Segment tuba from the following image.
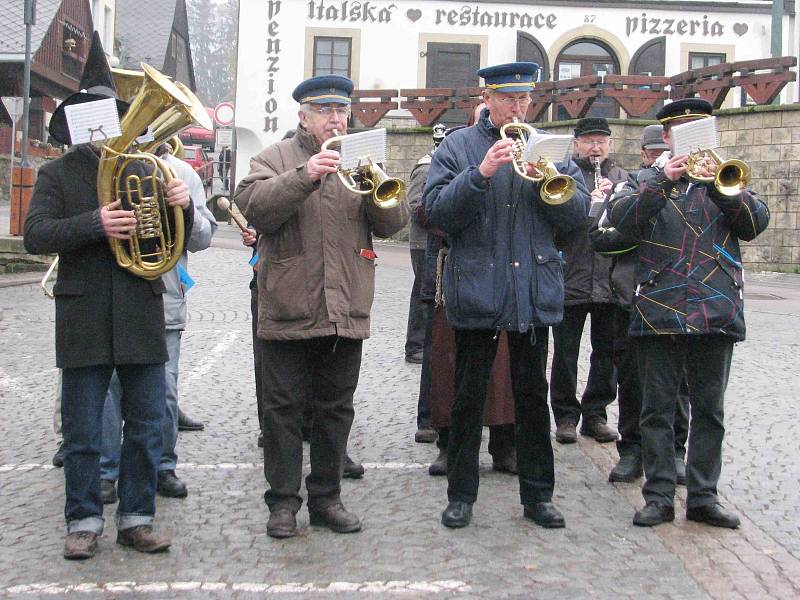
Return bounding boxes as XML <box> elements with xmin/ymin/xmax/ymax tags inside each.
<box><xmin>97</xmin><ymin>63</ymin><xmax>202</xmax><ymax>280</ymax></box>
<box><xmin>500</xmin><ymin>118</ymin><xmax>577</xmax><ymax>205</ymax></box>
<box><xmin>685</xmin><ymin>148</ymin><xmax>750</xmax><ymax>197</ymax></box>
<box><xmin>320</xmin><ymin>130</ymin><xmax>405</xmax><ymax>209</ymax></box>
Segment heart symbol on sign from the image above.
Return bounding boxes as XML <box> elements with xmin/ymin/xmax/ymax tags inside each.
<box><xmin>733</xmin><ymin>23</ymin><xmax>748</xmax><ymax>36</ymax></box>
<box><xmin>407</xmin><ymin>8</ymin><xmax>422</xmax><ymax>22</ymax></box>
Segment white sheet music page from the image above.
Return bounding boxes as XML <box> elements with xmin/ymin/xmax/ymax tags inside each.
<box><xmin>64</xmin><ymin>98</ymin><xmax>122</xmax><ymax>144</ymax></box>
<box><xmin>670</xmin><ymin>116</ymin><xmax>718</xmax><ymax>156</ymax></box>
<box><xmin>339</xmin><ymin>128</ymin><xmax>387</xmax><ymax>170</ymax></box>
<box><xmin>523</xmin><ymin>132</ymin><xmax>573</xmax><ymax>163</ymax></box>
<box><xmin>136</xmin><ymin>125</ymin><xmax>155</xmax><ymax>145</ymax></box>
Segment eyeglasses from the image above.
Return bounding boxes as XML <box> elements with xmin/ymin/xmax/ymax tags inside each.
<box><xmin>577</xmin><ymin>138</ymin><xmax>610</xmax><ymax>148</ymax></box>
<box><xmin>309</xmin><ymin>106</ymin><xmax>351</xmax><ymax>118</ymax></box>
<box><xmin>494</xmin><ymin>95</ymin><xmax>532</xmax><ymax>106</ymax></box>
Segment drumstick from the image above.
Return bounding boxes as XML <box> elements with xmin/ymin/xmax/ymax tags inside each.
<box><xmin>216</xmin><ymin>197</ymin><xmax>249</xmax><ymax>233</ymax></box>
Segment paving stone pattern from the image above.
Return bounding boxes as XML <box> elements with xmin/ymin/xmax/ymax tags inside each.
<box><xmin>0</xmin><ymin>232</ymin><xmax>798</xmax><ymax>599</ymax></box>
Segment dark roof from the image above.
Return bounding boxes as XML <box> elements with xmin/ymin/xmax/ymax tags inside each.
<box><xmin>0</xmin><ymin>0</ymin><xmax>63</xmax><ymax>57</ymax></box>
<box><xmin>115</xmin><ymin>0</ymin><xmax>177</xmax><ymax>70</ymax></box>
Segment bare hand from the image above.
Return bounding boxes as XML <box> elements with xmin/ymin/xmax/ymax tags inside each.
<box><xmin>100</xmin><ymin>199</ymin><xmax>137</xmax><ymax>240</ymax></box>
<box><xmin>241</xmin><ymin>228</ymin><xmax>257</xmax><ymax>247</ymax></box>
<box><xmin>596</xmin><ymin>177</ymin><xmax>613</xmax><ymax>194</ymax></box>
<box><xmin>591</xmin><ymin>188</ymin><xmax>606</xmax><ymax>202</ymax></box>
<box><xmin>165</xmin><ymin>179</ymin><xmax>191</xmax><ymax>209</ymax></box>
<box><xmin>307</xmin><ymin>150</ymin><xmax>341</xmax><ymax>182</ymax></box>
<box><xmin>664</xmin><ymin>154</ymin><xmax>688</xmax><ymax>182</ymax></box>
<box><xmin>479</xmin><ymin>139</ymin><xmax>516</xmax><ymax>178</ymax></box>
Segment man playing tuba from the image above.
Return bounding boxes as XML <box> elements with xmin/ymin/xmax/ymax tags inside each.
<box><xmin>24</xmin><ymin>32</ymin><xmax>194</xmax><ymax>560</ymax></box>
<box><xmin>234</xmin><ymin>75</ymin><xmax>408</xmax><ymax>539</ymax></box>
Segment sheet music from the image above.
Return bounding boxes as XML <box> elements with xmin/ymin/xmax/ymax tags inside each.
<box><xmin>339</xmin><ymin>129</ymin><xmax>387</xmax><ymax>170</ymax></box>
<box><xmin>670</xmin><ymin>116</ymin><xmax>718</xmax><ymax>156</ymax></box>
<box><xmin>136</xmin><ymin>125</ymin><xmax>155</xmax><ymax>145</ymax></box>
<box><xmin>64</xmin><ymin>98</ymin><xmax>122</xmax><ymax>144</ymax></box>
<box><xmin>523</xmin><ymin>132</ymin><xmax>573</xmax><ymax>163</ymax></box>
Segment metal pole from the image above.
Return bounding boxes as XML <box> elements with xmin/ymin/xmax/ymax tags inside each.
<box><xmin>21</xmin><ymin>0</ymin><xmax>35</xmax><ymax>168</ymax></box>
<box><xmin>771</xmin><ymin>0</ymin><xmax>783</xmax><ymax>57</ymax></box>
<box><xmin>8</xmin><ymin>115</ymin><xmax>17</xmax><ymax>201</ymax></box>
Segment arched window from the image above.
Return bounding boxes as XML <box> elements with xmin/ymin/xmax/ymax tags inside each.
<box><xmin>629</xmin><ymin>37</ymin><xmax>666</xmax><ymax>119</ymax></box>
<box><xmin>555</xmin><ymin>38</ymin><xmax>620</xmax><ymax>119</ymax></box>
<box><xmin>517</xmin><ymin>32</ymin><xmax>549</xmax><ymax>83</ymax></box>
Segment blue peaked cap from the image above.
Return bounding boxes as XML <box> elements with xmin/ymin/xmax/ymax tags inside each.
<box><xmin>477</xmin><ymin>62</ymin><xmax>540</xmax><ymax>92</ymax></box>
<box><xmin>292</xmin><ymin>75</ymin><xmax>353</xmax><ymax>105</ymax></box>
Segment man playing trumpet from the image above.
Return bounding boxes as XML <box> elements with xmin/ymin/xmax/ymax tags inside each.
<box><xmin>424</xmin><ymin>62</ymin><xmax>589</xmax><ymax>529</ymax></box>
<box><xmin>234</xmin><ymin>75</ymin><xmax>408</xmax><ymax>538</ymax></box>
<box><xmin>609</xmin><ymin>98</ymin><xmax>770</xmax><ymax>528</ymax></box>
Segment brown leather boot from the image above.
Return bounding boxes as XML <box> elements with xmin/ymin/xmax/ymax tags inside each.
<box><xmin>63</xmin><ymin>532</ymin><xmax>98</xmax><ymax>560</ymax></box>
<box><xmin>116</xmin><ymin>525</ymin><xmax>171</xmax><ymax>553</ymax></box>
<box><xmin>309</xmin><ymin>502</ymin><xmax>362</xmax><ymax>533</ymax></box>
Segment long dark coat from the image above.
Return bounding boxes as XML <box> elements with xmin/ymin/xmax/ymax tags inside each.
<box><xmin>24</xmin><ymin>145</ymin><xmax>193</xmax><ymax>368</ymax></box>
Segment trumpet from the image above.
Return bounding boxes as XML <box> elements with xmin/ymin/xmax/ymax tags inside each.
<box><xmin>499</xmin><ymin>117</ymin><xmax>577</xmax><ymax>205</ymax></box>
<box><xmin>320</xmin><ymin>130</ymin><xmax>405</xmax><ymax>209</ymax></box>
<box><xmin>685</xmin><ymin>148</ymin><xmax>750</xmax><ymax>197</ymax></box>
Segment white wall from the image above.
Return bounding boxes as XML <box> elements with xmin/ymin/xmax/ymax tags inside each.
<box><xmin>235</xmin><ymin>0</ymin><xmax>790</xmax><ymax>183</ymax></box>
<box><xmin>90</xmin><ymin>0</ymin><xmax>117</xmax><ymax>61</ymax></box>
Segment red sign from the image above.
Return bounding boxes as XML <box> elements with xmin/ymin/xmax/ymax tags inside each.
<box><xmin>213</xmin><ymin>102</ymin><xmax>235</xmax><ymax>127</ymax></box>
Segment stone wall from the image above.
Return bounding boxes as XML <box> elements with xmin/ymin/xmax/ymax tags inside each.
<box><xmin>383</xmin><ymin>104</ymin><xmax>800</xmax><ymax>272</ymax></box>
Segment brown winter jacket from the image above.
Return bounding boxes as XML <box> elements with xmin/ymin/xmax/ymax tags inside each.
<box><xmin>234</xmin><ymin>125</ymin><xmax>409</xmax><ymax>341</ymax></box>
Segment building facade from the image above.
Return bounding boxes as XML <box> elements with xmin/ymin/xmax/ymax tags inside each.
<box><xmin>235</xmin><ymin>0</ymin><xmax>797</xmax><ymax>173</ymax></box>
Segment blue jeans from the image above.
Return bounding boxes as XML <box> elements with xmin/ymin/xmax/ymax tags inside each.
<box><xmin>61</xmin><ymin>363</ymin><xmax>165</xmax><ymax>534</ymax></box>
<box><xmin>102</xmin><ymin>330</ymin><xmax>180</xmax><ymax>480</ymax></box>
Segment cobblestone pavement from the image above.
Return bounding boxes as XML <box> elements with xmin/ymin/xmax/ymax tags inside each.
<box><xmin>0</xmin><ymin>223</ymin><xmax>799</xmax><ymax>599</ymax></box>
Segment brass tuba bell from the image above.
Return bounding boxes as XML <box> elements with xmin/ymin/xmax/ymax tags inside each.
<box><xmin>686</xmin><ymin>148</ymin><xmax>750</xmax><ymax>197</ymax></box>
<box><xmin>97</xmin><ymin>63</ymin><xmax>199</xmax><ymax>280</ymax></box>
<box><xmin>500</xmin><ymin>118</ymin><xmax>577</xmax><ymax>205</ymax></box>
<box><xmin>321</xmin><ymin>130</ymin><xmax>406</xmax><ymax>209</ymax></box>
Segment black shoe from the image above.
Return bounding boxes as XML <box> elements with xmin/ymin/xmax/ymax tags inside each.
<box><xmin>675</xmin><ymin>457</ymin><xmax>687</xmax><ymax>486</ymax></box>
<box><xmin>555</xmin><ymin>420</ymin><xmax>577</xmax><ymax>444</ymax></box>
<box><xmin>428</xmin><ymin>449</ymin><xmax>447</xmax><ymax>476</ymax></box>
<box><xmin>267</xmin><ymin>508</ymin><xmax>298</xmax><ymax>538</ymax></box>
<box><xmin>404</xmin><ymin>351</ymin><xmax>423</xmax><ymax>364</ymax></box>
<box><xmin>414</xmin><ymin>426</ymin><xmax>437</xmax><ymax>444</ymax></box>
<box><xmin>492</xmin><ymin>450</ymin><xmax>517</xmax><ymax>475</ymax></box>
<box><xmin>343</xmin><ymin>454</ymin><xmax>365</xmax><ymax>479</ymax></box>
<box><xmin>52</xmin><ymin>441</ymin><xmax>65</xmax><ymax>468</ymax></box>
<box><xmin>579</xmin><ymin>418</ymin><xmax>618</xmax><ymax>443</ymax></box>
<box><xmin>157</xmin><ymin>470</ymin><xmax>188</xmax><ymax>498</ymax></box>
<box><xmin>257</xmin><ymin>431</ymin><xmax>264</xmax><ymax>448</ymax></box>
<box><xmin>523</xmin><ymin>502</ymin><xmax>565</xmax><ymax>528</ymax></box>
<box><xmin>309</xmin><ymin>502</ymin><xmax>362</xmax><ymax>533</ymax></box>
<box><xmin>633</xmin><ymin>502</ymin><xmax>675</xmax><ymax>527</ymax></box>
<box><xmin>101</xmin><ymin>479</ymin><xmax>118</xmax><ymax>504</ymax></box>
<box><xmin>609</xmin><ymin>454</ymin><xmax>643</xmax><ymax>482</ymax></box>
<box><xmin>177</xmin><ymin>408</ymin><xmax>204</xmax><ymax>431</ymax></box>
<box><xmin>441</xmin><ymin>501</ymin><xmax>472</xmax><ymax>528</ymax></box>
<box><xmin>686</xmin><ymin>503</ymin><xmax>740</xmax><ymax>529</ymax></box>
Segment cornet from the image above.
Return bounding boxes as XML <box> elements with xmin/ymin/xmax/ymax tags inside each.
<box><xmin>685</xmin><ymin>148</ymin><xmax>750</xmax><ymax>197</ymax></box>
<box><xmin>500</xmin><ymin>118</ymin><xmax>577</xmax><ymax>205</ymax></box>
<box><xmin>320</xmin><ymin>130</ymin><xmax>405</xmax><ymax>209</ymax></box>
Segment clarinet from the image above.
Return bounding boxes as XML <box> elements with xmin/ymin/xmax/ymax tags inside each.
<box><xmin>593</xmin><ymin>157</ymin><xmax>603</xmax><ymax>192</ymax></box>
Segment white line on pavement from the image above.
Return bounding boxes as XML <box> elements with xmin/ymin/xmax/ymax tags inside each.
<box><xmin>183</xmin><ymin>329</ymin><xmax>239</xmax><ymax>384</ymax></box>
<box><xmin>2</xmin><ymin>580</ymin><xmax>470</xmax><ymax>595</ymax></box>
<box><xmin>0</xmin><ymin>462</ymin><xmax>429</xmax><ymax>472</ymax></box>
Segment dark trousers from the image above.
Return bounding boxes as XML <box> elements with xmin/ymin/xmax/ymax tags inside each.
<box><xmin>261</xmin><ymin>336</ymin><xmax>362</xmax><ymax>512</ymax></box>
<box><xmin>634</xmin><ymin>335</ymin><xmax>733</xmax><ymax>509</ymax></box>
<box><xmin>251</xmin><ymin>286</ymin><xmax>265</xmax><ymax>432</ymax></box>
<box><xmin>550</xmin><ymin>303</ymin><xmax>618</xmax><ymax>425</ymax></box>
<box><xmin>437</xmin><ymin>424</ymin><xmax>515</xmax><ymax>457</ymax></box>
<box><xmin>416</xmin><ymin>301</ymin><xmax>435</xmax><ymax>428</ymax></box>
<box><xmin>615</xmin><ymin>310</ymin><xmax>689</xmax><ymax>458</ymax></box>
<box><xmin>404</xmin><ymin>248</ymin><xmax>426</xmax><ymax>356</ymax></box>
<box><xmin>447</xmin><ymin>328</ymin><xmax>553</xmax><ymax>505</ymax></box>
<box><xmin>61</xmin><ymin>363</ymin><xmax>164</xmax><ymax>532</ymax></box>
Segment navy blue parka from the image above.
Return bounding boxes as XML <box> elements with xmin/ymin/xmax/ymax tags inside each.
<box><xmin>423</xmin><ymin>110</ymin><xmax>590</xmax><ymax>332</ymax></box>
